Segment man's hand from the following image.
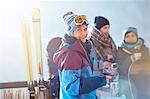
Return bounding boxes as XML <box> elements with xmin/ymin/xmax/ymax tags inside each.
<box><xmin>103</xmin><ymin>61</ymin><xmax>112</xmax><ymax>68</ymax></box>
<box><xmin>103</xmin><ymin>61</ymin><xmax>112</xmax><ymax>79</ymax></box>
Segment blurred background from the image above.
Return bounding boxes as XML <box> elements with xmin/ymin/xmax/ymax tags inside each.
<box><xmin>0</xmin><ymin>0</ymin><xmax>150</xmax><ymax>82</ymax></box>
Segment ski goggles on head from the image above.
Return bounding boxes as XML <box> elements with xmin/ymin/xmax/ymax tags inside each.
<box><xmin>74</xmin><ymin>15</ymin><xmax>88</xmax><ymax>25</ymax></box>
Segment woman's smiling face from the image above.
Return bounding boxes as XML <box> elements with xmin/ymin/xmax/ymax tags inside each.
<box><xmin>124</xmin><ymin>32</ymin><xmax>138</xmax><ymax>43</ymax></box>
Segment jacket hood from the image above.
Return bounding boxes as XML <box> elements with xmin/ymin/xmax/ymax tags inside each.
<box><xmin>53</xmin><ymin>34</ymin><xmax>89</xmax><ymax>66</ymax></box>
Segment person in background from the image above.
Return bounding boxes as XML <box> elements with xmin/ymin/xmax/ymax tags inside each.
<box><xmin>116</xmin><ymin>27</ymin><xmax>150</xmax><ymax>98</ymax></box>
<box><xmin>53</xmin><ymin>12</ymin><xmax>106</xmax><ymax>99</ymax></box>
<box><xmin>116</xmin><ymin>27</ymin><xmax>150</xmax><ymax>79</ymax></box>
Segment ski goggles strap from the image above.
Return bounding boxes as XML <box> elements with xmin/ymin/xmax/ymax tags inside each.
<box><xmin>74</xmin><ymin>15</ymin><xmax>88</xmax><ymax>25</ymax></box>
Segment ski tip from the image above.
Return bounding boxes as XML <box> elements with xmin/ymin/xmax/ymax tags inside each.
<box><xmin>22</xmin><ymin>17</ymin><xmax>30</xmax><ymax>34</ymax></box>
<box><xmin>23</xmin><ymin>17</ymin><xmax>29</xmax><ymax>24</ymax></box>
<box><xmin>32</xmin><ymin>8</ymin><xmax>40</xmax><ymax>20</ymax></box>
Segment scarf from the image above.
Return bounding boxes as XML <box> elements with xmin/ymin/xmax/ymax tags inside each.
<box><xmin>121</xmin><ymin>37</ymin><xmax>144</xmax><ymax>54</ymax></box>
<box><xmin>90</xmin><ymin>26</ymin><xmax>117</xmax><ymax>62</ymax></box>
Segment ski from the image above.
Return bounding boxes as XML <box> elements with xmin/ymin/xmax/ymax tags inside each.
<box><xmin>32</xmin><ymin>8</ymin><xmax>43</xmax><ymax>81</ymax></box>
<box><xmin>22</xmin><ymin>18</ymin><xmax>36</xmax><ymax>99</ymax></box>
<box><xmin>32</xmin><ymin>8</ymin><xmax>49</xmax><ymax>99</ymax></box>
<box><xmin>22</xmin><ymin>18</ymin><xmax>34</xmax><ymax>82</ymax></box>
<box><xmin>0</xmin><ymin>8</ymin><xmax>50</xmax><ymax>99</ymax></box>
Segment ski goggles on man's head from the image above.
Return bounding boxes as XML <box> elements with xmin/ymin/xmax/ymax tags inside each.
<box><xmin>74</xmin><ymin>15</ymin><xmax>88</xmax><ymax>25</ymax></box>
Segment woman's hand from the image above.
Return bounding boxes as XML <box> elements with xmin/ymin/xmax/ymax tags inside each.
<box><xmin>131</xmin><ymin>52</ymin><xmax>142</xmax><ymax>62</ymax></box>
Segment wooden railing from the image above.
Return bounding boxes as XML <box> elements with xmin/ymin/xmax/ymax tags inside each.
<box><xmin>0</xmin><ymin>80</ymin><xmax>51</xmax><ymax>99</ymax></box>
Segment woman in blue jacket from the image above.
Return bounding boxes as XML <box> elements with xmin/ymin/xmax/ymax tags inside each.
<box><xmin>53</xmin><ymin>12</ymin><xmax>106</xmax><ymax>99</ymax></box>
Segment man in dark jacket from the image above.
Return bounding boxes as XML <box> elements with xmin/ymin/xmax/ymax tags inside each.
<box><xmin>88</xmin><ymin>16</ymin><xmax>117</xmax><ymax>83</ymax></box>
<box><xmin>88</xmin><ymin>16</ymin><xmax>118</xmax><ymax>98</ymax></box>
<box><xmin>53</xmin><ymin>12</ymin><xmax>106</xmax><ymax>99</ymax></box>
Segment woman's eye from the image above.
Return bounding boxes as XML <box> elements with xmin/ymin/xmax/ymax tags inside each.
<box><xmin>131</xmin><ymin>35</ymin><xmax>135</xmax><ymax>37</ymax></box>
<box><xmin>126</xmin><ymin>35</ymin><xmax>130</xmax><ymax>38</ymax></box>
